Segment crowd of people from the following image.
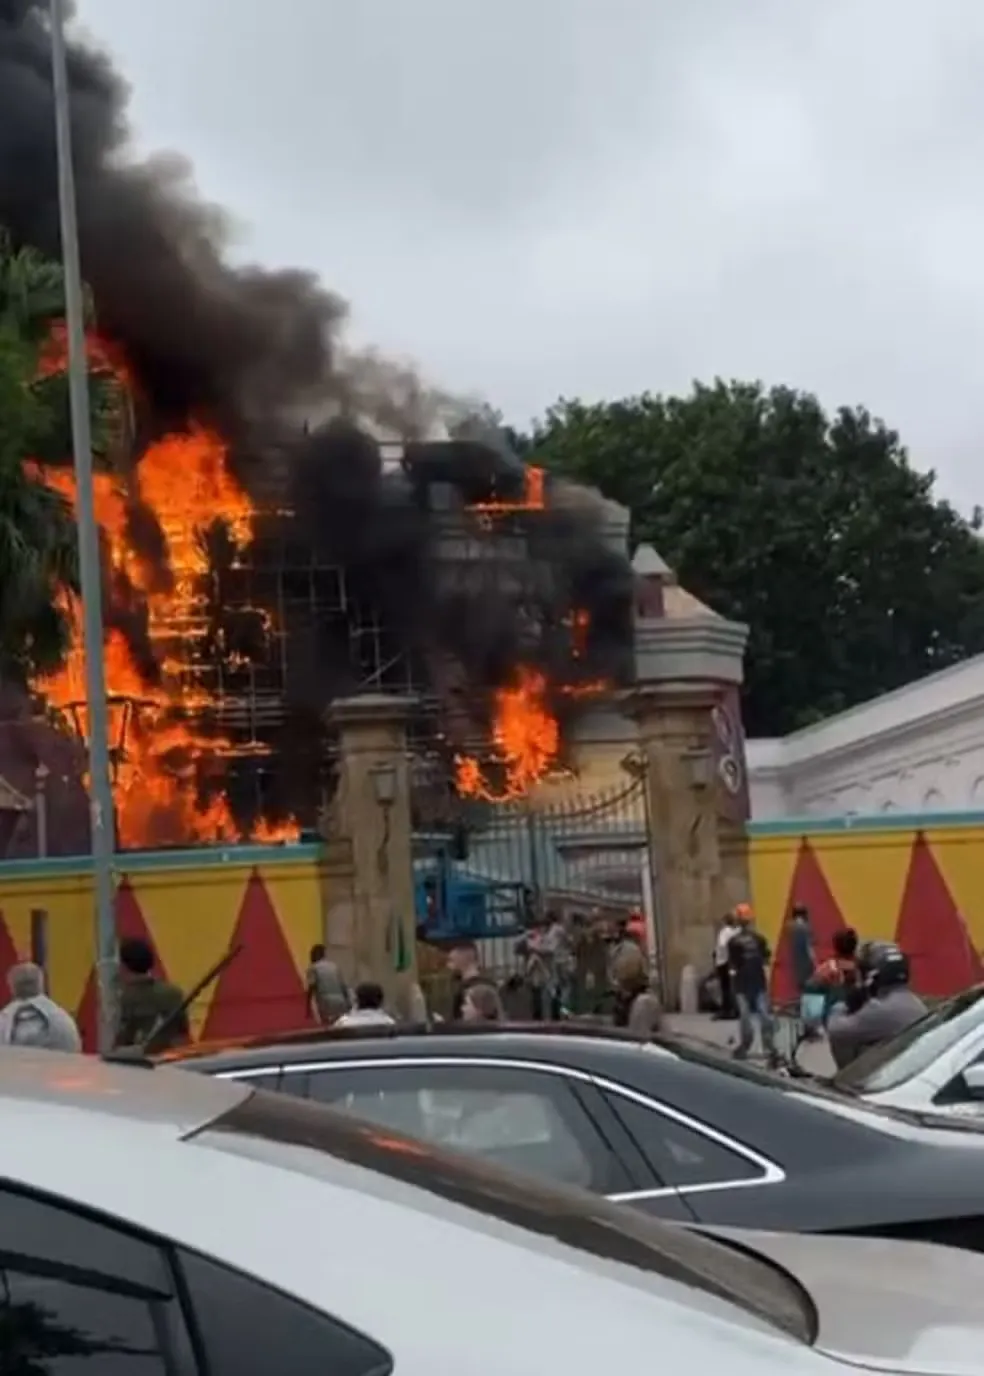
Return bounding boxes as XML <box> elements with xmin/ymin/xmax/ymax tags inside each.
<box><xmin>0</xmin><ymin>903</ymin><xmax>932</xmax><ymax>1069</ymax></box>
<box><xmin>0</xmin><ymin>910</ymin><xmax>662</xmax><ymax>1057</ymax></box>
<box><xmin>306</xmin><ymin>908</ymin><xmax>663</xmax><ymax>1034</ymax></box>
<box><xmin>506</xmin><ymin>909</ymin><xmax>662</xmax><ymax>1033</ymax></box>
<box><xmin>710</xmin><ymin>903</ymin><xmax>930</xmax><ymax>1068</ymax></box>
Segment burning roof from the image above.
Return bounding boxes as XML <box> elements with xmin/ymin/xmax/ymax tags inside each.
<box><xmin>0</xmin><ymin>1</ymin><xmax>634</xmax><ymax>850</ymax></box>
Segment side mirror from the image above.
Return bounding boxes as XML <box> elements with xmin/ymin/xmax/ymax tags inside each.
<box><xmin>962</xmin><ymin>1064</ymin><xmax>984</xmax><ymax>1098</ymax></box>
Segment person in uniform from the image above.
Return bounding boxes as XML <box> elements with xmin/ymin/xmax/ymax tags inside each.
<box><xmin>115</xmin><ymin>938</ymin><xmax>189</xmax><ymax>1053</ymax></box>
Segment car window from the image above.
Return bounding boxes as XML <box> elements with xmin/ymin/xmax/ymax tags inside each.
<box><xmin>304</xmin><ymin>1063</ymin><xmax>623</xmax><ymax>1192</ymax></box>
<box><xmin>932</xmin><ymin>1042</ymin><xmax>984</xmax><ymax>1108</ymax></box>
<box><xmin>833</xmin><ymin>988</ymin><xmax>984</xmax><ymax>1095</ymax></box>
<box><xmin>178</xmin><ymin>1248</ymin><xmax>392</xmax><ymax>1376</ymax></box>
<box><xmin>0</xmin><ymin>1182</ymin><xmax>393</xmax><ymax>1376</ymax></box>
<box><xmin>604</xmin><ymin>1092</ymin><xmax>763</xmax><ymax>1188</ymax></box>
<box><xmin>0</xmin><ymin>1265</ymin><xmax>169</xmax><ymax>1372</ymax></box>
<box><xmin>0</xmin><ymin>1187</ymin><xmax>188</xmax><ymax>1373</ymax></box>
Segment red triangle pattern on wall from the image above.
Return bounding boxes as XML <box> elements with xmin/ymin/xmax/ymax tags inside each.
<box><xmin>0</xmin><ymin>913</ymin><xmax>23</xmax><ymax>998</ymax></box>
<box><xmin>895</xmin><ymin>834</ymin><xmax>984</xmax><ymax>998</ymax></box>
<box><xmin>769</xmin><ymin>841</ymin><xmax>848</xmax><ymax>1003</ymax></box>
<box><xmin>20</xmin><ymin>827</ymin><xmax>984</xmax><ymax>1052</ymax></box>
<box><xmin>76</xmin><ymin>876</ymin><xmax>167</xmax><ymax>1052</ymax></box>
<box><xmin>201</xmin><ymin>869</ymin><xmax>305</xmax><ymax>1042</ymax></box>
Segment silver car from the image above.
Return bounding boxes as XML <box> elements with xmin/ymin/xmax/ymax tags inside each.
<box><xmin>2</xmin><ymin>1046</ymin><xmax>984</xmax><ymax>1374</ymax></box>
<box><xmin>832</xmin><ymin>986</ymin><xmax>984</xmax><ymax>1116</ymax></box>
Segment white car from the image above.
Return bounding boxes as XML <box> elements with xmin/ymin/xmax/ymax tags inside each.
<box><xmin>1</xmin><ymin>1048</ymin><xmax>984</xmax><ymax>1376</ymax></box>
<box><xmin>831</xmin><ymin>986</ymin><xmax>984</xmax><ymax>1117</ymax></box>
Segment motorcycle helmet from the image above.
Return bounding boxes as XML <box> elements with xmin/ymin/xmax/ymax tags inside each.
<box><xmin>857</xmin><ymin>939</ymin><xmax>896</xmax><ymax>977</ymax></box>
<box><xmin>867</xmin><ymin>941</ymin><xmax>910</xmax><ymax>992</ymax></box>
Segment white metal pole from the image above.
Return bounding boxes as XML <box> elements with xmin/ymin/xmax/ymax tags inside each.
<box><xmin>49</xmin><ymin>0</ymin><xmax>118</xmax><ymax>1052</ymax></box>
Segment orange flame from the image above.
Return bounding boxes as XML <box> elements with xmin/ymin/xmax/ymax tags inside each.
<box><xmin>30</xmin><ymin>327</ymin><xmax>299</xmax><ymax>847</ymax></box>
<box><xmin>467</xmin><ymin>465</ymin><xmax>545</xmax><ymax>515</ymax></box>
<box><xmin>36</xmin><ymin>321</ymin><xmax>131</xmax><ymax>385</ymax></box>
<box><xmin>455</xmin><ymin>667</ymin><xmax>560</xmax><ymax>802</ymax></box>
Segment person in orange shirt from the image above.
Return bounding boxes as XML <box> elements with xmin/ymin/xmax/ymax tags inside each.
<box><xmin>812</xmin><ymin>928</ymin><xmax>862</xmax><ymax>1017</ymax></box>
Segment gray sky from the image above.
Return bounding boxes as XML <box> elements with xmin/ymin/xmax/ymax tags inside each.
<box><xmin>77</xmin><ymin>0</ymin><xmax>984</xmax><ymax>511</ymax></box>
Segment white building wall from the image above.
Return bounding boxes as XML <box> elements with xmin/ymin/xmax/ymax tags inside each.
<box><xmin>746</xmin><ymin>653</ymin><xmax>984</xmax><ymax>820</ymax></box>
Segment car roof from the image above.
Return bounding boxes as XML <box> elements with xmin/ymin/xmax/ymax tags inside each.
<box><xmin>169</xmin><ymin>1020</ymin><xmax>984</xmax><ymax>1152</ymax></box>
<box><xmin>161</xmin><ymin>1022</ymin><xmax>821</xmax><ymax>1104</ymax></box>
<box><xmin>0</xmin><ymin>1051</ymin><xmax>821</xmax><ymax>1373</ymax></box>
<box><xmin>158</xmin><ymin>1021</ymin><xmax>687</xmax><ymax>1074</ymax></box>
<box><xmin>0</xmin><ymin>1044</ymin><xmax>248</xmax><ymax>1133</ymax></box>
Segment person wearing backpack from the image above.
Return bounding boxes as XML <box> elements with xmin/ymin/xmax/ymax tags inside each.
<box><xmin>0</xmin><ymin>962</ymin><xmax>81</xmax><ymax>1052</ymax></box>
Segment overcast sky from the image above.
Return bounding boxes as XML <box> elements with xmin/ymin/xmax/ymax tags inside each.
<box><xmin>77</xmin><ymin>0</ymin><xmax>984</xmax><ymax>511</ymax></box>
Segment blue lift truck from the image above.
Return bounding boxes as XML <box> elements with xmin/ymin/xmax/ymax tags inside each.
<box><xmin>414</xmin><ymin>835</ymin><xmax>530</xmax><ymax>944</ymax></box>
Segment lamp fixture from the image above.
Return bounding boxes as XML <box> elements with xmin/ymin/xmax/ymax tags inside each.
<box><xmin>370</xmin><ymin>761</ymin><xmax>398</xmax><ymax>808</ymax></box>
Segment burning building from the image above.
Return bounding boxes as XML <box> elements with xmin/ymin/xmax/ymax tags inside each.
<box><xmin>27</xmin><ymin>417</ymin><xmax>634</xmax><ymax>848</ymax></box>
<box><xmin>0</xmin><ymin>2</ymin><xmax>634</xmax><ymax>853</ymax></box>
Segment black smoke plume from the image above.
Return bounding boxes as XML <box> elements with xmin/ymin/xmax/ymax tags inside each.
<box><xmin>0</xmin><ymin>0</ymin><xmax>633</xmax><ymax>838</ymax></box>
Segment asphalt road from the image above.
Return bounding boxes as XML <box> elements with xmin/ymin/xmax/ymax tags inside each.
<box><xmin>664</xmin><ymin>1011</ymin><xmax>837</xmax><ymax>1076</ymax></box>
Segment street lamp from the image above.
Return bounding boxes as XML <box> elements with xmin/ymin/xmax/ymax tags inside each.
<box><xmin>49</xmin><ymin>0</ymin><xmax>118</xmax><ymax>1053</ymax></box>
<box><xmin>34</xmin><ymin>763</ymin><xmax>49</xmax><ymax>860</ymax></box>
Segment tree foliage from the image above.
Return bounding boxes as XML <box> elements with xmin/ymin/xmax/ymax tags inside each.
<box><xmin>0</xmin><ymin>231</ymin><xmax>116</xmax><ymax>687</ymax></box>
<box><xmin>526</xmin><ymin>381</ymin><xmax>984</xmax><ymax>737</ymax></box>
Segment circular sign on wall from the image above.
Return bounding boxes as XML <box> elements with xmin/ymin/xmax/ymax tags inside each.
<box><xmin>712</xmin><ymin>703</ymin><xmax>744</xmax><ymax>797</ymax></box>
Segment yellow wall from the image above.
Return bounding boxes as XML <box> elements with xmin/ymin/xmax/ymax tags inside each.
<box><xmin>749</xmin><ymin>818</ymin><xmax>984</xmax><ymax>995</ymax></box>
<box><xmin>0</xmin><ymin>847</ymin><xmax>324</xmax><ymax>1039</ymax></box>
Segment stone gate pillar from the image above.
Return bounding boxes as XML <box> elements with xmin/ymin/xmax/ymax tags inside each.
<box><xmin>326</xmin><ymin>694</ymin><xmax>418</xmax><ymax>1015</ymax></box>
<box><xmin>623</xmin><ymin>611</ymin><xmax>749</xmax><ymax>1006</ymax></box>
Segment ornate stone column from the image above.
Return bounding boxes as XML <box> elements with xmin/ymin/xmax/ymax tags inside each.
<box><xmin>623</xmin><ymin>612</ymin><xmax>749</xmax><ymax>1005</ymax></box>
<box><xmin>325</xmin><ymin>694</ymin><xmax>418</xmax><ymax>1014</ymax></box>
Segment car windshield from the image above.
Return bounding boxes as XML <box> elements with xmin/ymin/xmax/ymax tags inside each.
<box><xmin>833</xmin><ymin>986</ymin><xmax>984</xmax><ymax>1095</ymax></box>
<box><xmin>197</xmin><ymin>1089</ymin><xmax>816</xmax><ymax>1344</ymax></box>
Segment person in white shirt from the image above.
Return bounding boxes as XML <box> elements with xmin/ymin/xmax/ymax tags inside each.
<box><xmin>0</xmin><ymin>962</ymin><xmax>82</xmax><ymax>1052</ymax></box>
<box><xmin>334</xmin><ymin>981</ymin><xmax>396</xmax><ymax>1029</ymax></box>
<box><xmin>713</xmin><ymin>913</ymin><xmax>741</xmax><ymax>1020</ymax></box>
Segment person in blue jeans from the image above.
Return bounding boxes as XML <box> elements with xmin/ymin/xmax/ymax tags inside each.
<box><xmin>789</xmin><ymin>904</ymin><xmax>824</xmax><ymax>1040</ymax></box>
<box><xmin>727</xmin><ymin>905</ymin><xmax>777</xmax><ymax>1065</ymax></box>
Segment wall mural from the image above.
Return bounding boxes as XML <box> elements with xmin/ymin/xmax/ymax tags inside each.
<box><xmin>750</xmin><ymin>822</ymin><xmax>984</xmax><ymax>1000</ymax></box>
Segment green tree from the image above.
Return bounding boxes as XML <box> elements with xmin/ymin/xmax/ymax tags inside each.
<box><xmin>528</xmin><ymin>380</ymin><xmax>984</xmax><ymax>737</ymax></box>
<box><xmin>0</xmin><ymin>231</ymin><xmax>116</xmax><ymax>686</ymax></box>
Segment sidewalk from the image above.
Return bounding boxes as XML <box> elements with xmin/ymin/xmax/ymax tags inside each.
<box><xmin>664</xmin><ymin>1011</ymin><xmax>836</xmax><ymax>1077</ymax></box>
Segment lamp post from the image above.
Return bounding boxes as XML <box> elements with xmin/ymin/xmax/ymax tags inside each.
<box><xmin>34</xmin><ymin>763</ymin><xmax>49</xmax><ymax>860</ymax></box>
<box><xmin>50</xmin><ymin>0</ymin><xmax>118</xmax><ymax>1053</ymax></box>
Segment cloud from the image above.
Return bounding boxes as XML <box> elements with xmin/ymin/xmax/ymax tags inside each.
<box><xmin>78</xmin><ymin>0</ymin><xmax>984</xmax><ymax>509</ymax></box>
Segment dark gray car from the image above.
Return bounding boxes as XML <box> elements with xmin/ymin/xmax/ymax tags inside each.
<box><xmin>165</xmin><ymin>1024</ymin><xmax>984</xmax><ymax>1250</ymax></box>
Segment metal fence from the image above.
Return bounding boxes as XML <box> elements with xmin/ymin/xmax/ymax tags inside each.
<box><xmin>413</xmin><ymin>778</ymin><xmax>648</xmax><ymax>935</ymax></box>
<box><xmin>412</xmin><ymin>774</ymin><xmax>656</xmax><ymax>1015</ymax></box>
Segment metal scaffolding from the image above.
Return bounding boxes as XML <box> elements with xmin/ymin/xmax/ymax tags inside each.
<box><xmin>133</xmin><ymin>447</ymin><xmax>630</xmax><ymax>827</ymax></box>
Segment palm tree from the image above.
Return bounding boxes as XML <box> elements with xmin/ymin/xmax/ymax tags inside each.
<box><xmin>0</xmin><ymin>230</ymin><xmax>116</xmax><ymax>685</ymax></box>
